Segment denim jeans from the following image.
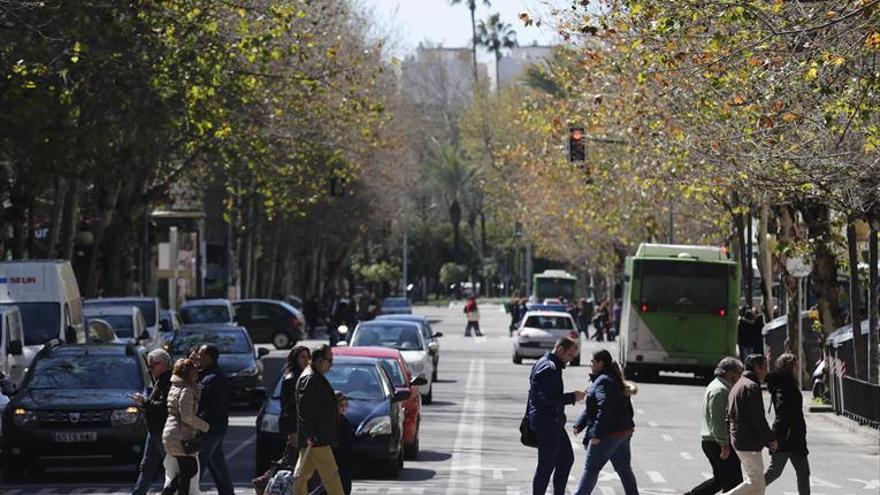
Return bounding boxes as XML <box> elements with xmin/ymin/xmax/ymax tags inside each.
<box><xmin>532</xmin><ymin>426</ymin><xmax>574</xmax><ymax>495</ymax></box>
<box><xmin>133</xmin><ymin>431</ymin><xmax>165</xmax><ymax>495</ymax></box>
<box><xmin>199</xmin><ymin>433</ymin><xmax>235</xmax><ymax>495</ymax></box>
<box><xmin>573</xmin><ymin>434</ymin><xmax>639</xmax><ymax>495</ymax></box>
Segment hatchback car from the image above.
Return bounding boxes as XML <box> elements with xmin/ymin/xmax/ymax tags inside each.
<box><xmin>167</xmin><ymin>325</ymin><xmax>268</xmax><ymax>408</ymax></box>
<box><xmin>513</xmin><ymin>311</ymin><xmax>581</xmax><ymax>366</ymax></box>
<box><xmin>380</xmin><ymin>297</ymin><xmax>412</xmax><ymax>315</ymax></box>
<box><xmin>349</xmin><ymin>320</ymin><xmax>434</xmax><ymax>404</ymax></box>
<box><xmin>84</xmin><ymin>297</ymin><xmax>161</xmax><ymax>345</ymax></box>
<box><xmin>333</xmin><ymin>346</ymin><xmax>427</xmax><ymax>458</ymax></box>
<box><xmin>84</xmin><ymin>305</ymin><xmax>156</xmax><ymax>349</ymax></box>
<box><xmin>179</xmin><ymin>298</ymin><xmax>236</xmax><ymax>325</ymax></box>
<box><xmin>374</xmin><ymin>314</ymin><xmax>443</xmax><ymax>381</ymax></box>
<box><xmin>232</xmin><ymin>299</ymin><xmax>304</xmax><ymax>349</ymax></box>
<box><xmin>1</xmin><ymin>342</ymin><xmax>150</xmax><ymax>481</ymax></box>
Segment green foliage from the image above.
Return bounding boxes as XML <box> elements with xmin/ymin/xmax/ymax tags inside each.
<box><xmin>439</xmin><ymin>262</ymin><xmax>469</xmax><ymax>287</ymax></box>
<box><xmin>358</xmin><ymin>262</ymin><xmax>401</xmax><ymax>284</ymax></box>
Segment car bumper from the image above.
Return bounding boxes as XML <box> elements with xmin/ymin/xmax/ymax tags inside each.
<box><xmin>515</xmin><ymin>340</ymin><xmax>580</xmax><ymax>358</ymax></box>
<box><xmin>354</xmin><ymin>433</ymin><xmax>400</xmax><ymax>462</ymax></box>
<box><xmin>4</xmin><ymin>424</ymin><xmax>146</xmax><ymax>466</ymax></box>
<box><xmin>228</xmin><ymin>375</ymin><xmax>265</xmax><ymax>402</ymax></box>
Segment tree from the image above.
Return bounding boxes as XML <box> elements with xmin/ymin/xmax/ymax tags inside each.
<box><xmin>427</xmin><ymin>143</ymin><xmax>478</xmax><ymax>263</ymax></box>
<box><xmin>476</xmin><ymin>13</ymin><xmax>517</xmax><ymax>86</ymax></box>
<box><xmin>449</xmin><ymin>0</ymin><xmax>491</xmax><ymax>83</ymax></box>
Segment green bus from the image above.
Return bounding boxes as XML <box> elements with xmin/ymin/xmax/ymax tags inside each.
<box><xmin>532</xmin><ymin>270</ymin><xmax>578</xmax><ymax>302</ymax></box>
<box><xmin>619</xmin><ymin>244</ymin><xmax>740</xmax><ymax>379</ymax></box>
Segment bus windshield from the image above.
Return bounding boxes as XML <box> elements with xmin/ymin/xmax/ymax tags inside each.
<box><xmin>534</xmin><ymin>278</ymin><xmax>576</xmax><ymax>301</ymax></box>
<box><xmin>638</xmin><ymin>260</ymin><xmax>729</xmax><ymax>311</ymax></box>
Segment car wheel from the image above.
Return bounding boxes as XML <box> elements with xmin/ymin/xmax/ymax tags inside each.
<box><xmin>422</xmin><ymin>385</ymin><xmax>433</xmax><ymax>405</ymax></box>
<box><xmin>273</xmin><ymin>332</ymin><xmax>292</xmax><ymax>350</ymax></box>
<box><xmin>571</xmin><ymin>355</ymin><xmax>581</xmax><ymax>367</ymax></box>
<box><xmin>513</xmin><ymin>353</ymin><xmax>522</xmax><ymax>365</ymax></box>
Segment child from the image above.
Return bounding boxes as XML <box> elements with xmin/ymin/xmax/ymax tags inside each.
<box><xmin>333</xmin><ymin>391</ymin><xmax>355</xmax><ymax>495</ymax></box>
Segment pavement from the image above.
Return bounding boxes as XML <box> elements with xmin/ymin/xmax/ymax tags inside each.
<box><xmin>1</xmin><ymin>303</ymin><xmax>878</xmax><ymax>494</ymax></box>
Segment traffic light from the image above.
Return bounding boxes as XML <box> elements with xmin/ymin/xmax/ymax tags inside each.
<box><xmin>568</xmin><ymin>126</ymin><xmax>586</xmax><ymax>162</ymax></box>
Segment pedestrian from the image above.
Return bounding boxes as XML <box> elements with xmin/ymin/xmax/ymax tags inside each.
<box><xmin>510</xmin><ymin>295</ymin><xmax>523</xmax><ymax>336</ymax></box>
<box><xmin>764</xmin><ymin>353</ymin><xmax>811</xmax><ymax>494</ymax></box>
<box><xmin>722</xmin><ymin>354</ymin><xmax>778</xmax><ymax>495</ymax></box>
<box><xmin>133</xmin><ymin>349</ymin><xmax>174</xmax><ymax>495</ymax></box>
<box><xmin>684</xmin><ymin>357</ymin><xmax>744</xmax><ymax>495</ymax></box>
<box><xmin>576</xmin><ymin>298</ymin><xmax>592</xmax><ymax>338</ymax></box>
<box><xmin>528</xmin><ymin>337</ymin><xmax>586</xmax><ymax>495</ymax></box>
<box><xmin>333</xmin><ymin>392</ymin><xmax>355</xmax><ymax>495</ymax></box>
<box><xmin>571</xmin><ymin>349</ymin><xmax>639</xmax><ymax>495</ymax></box>
<box><xmin>609</xmin><ymin>299</ymin><xmax>622</xmax><ymax>341</ymax></box>
<box><xmin>194</xmin><ymin>344</ymin><xmax>235</xmax><ymax>495</ymax></box>
<box><xmin>162</xmin><ymin>358</ymin><xmax>210</xmax><ymax>495</ymax></box>
<box><xmin>592</xmin><ymin>301</ymin><xmax>608</xmax><ymax>341</ymax></box>
<box><xmin>294</xmin><ymin>344</ymin><xmax>345</xmax><ymax>495</ymax></box>
<box><xmin>464</xmin><ymin>295</ymin><xmax>483</xmax><ymax>337</ymax></box>
<box><xmin>280</xmin><ymin>346</ymin><xmax>312</xmax><ymax>449</ymax></box>
<box><xmin>737</xmin><ymin>308</ymin><xmax>757</xmax><ymax>359</ymax></box>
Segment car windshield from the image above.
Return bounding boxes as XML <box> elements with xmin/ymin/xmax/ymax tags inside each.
<box><xmin>1</xmin><ymin>302</ymin><xmax>60</xmax><ymax>346</ymax></box>
<box><xmin>27</xmin><ymin>354</ymin><xmax>143</xmax><ymax>390</ymax></box>
<box><xmin>380</xmin><ymin>358</ymin><xmax>406</xmax><ymax>387</ymax></box>
<box><xmin>180</xmin><ymin>305</ymin><xmax>230</xmax><ymax>324</ymax></box>
<box><xmin>172</xmin><ymin>330</ymin><xmax>250</xmax><ymax>354</ymax></box>
<box><xmin>524</xmin><ymin>315</ymin><xmax>574</xmax><ymax>330</ymax></box>
<box><xmin>92</xmin><ymin>314</ymin><xmax>134</xmax><ymax>338</ymax></box>
<box><xmin>383</xmin><ymin>298</ymin><xmax>409</xmax><ymax>308</ymax></box>
<box><xmin>326</xmin><ymin>364</ymin><xmax>386</xmax><ymax>401</ymax></box>
<box><xmin>352</xmin><ymin>325</ymin><xmax>422</xmax><ymax>351</ymax></box>
<box><xmin>88</xmin><ymin>301</ymin><xmax>156</xmax><ymax>327</ymax></box>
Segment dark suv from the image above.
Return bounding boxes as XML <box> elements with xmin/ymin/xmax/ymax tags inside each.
<box><xmin>233</xmin><ymin>299</ymin><xmax>303</xmax><ymax>349</ymax></box>
<box><xmin>2</xmin><ymin>342</ymin><xmax>150</xmax><ymax>481</ymax></box>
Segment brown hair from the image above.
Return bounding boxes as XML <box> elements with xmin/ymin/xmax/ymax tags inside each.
<box><xmin>173</xmin><ymin>358</ymin><xmax>199</xmax><ymax>382</ymax></box>
<box><xmin>776</xmin><ymin>353</ymin><xmax>798</xmax><ymax>375</ymax></box>
<box><xmin>285</xmin><ymin>346</ymin><xmax>311</xmax><ymax>375</ymax></box>
<box><xmin>555</xmin><ymin>336</ymin><xmax>577</xmax><ymax>351</ymax></box>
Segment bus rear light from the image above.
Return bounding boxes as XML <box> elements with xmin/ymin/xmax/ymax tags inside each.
<box><xmin>640</xmin><ymin>304</ymin><xmax>650</xmax><ymax>313</ymax></box>
<box><xmin>719</xmin><ymin>308</ymin><xmax>727</xmax><ymax>317</ymax></box>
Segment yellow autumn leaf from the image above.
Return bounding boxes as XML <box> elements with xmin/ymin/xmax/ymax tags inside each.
<box><xmin>782</xmin><ymin>112</ymin><xmax>799</xmax><ymax>123</ymax></box>
<box><xmin>804</xmin><ymin>62</ymin><xmax>819</xmax><ymax>81</ymax></box>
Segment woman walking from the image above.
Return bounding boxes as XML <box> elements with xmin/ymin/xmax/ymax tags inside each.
<box><xmin>162</xmin><ymin>358</ymin><xmax>210</xmax><ymax>495</ymax></box>
<box><xmin>280</xmin><ymin>346</ymin><xmax>312</xmax><ymax>449</ymax></box>
<box><xmin>764</xmin><ymin>353</ymin><xmax>811</xmax><ymax>494</ymax></box>
<box><xmin>572</xmin><ymin>350</ymin><xmax>639</xmax><ymax>495</ymax></box>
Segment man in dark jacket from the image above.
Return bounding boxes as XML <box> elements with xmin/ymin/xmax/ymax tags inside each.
<box><xmin>132</xmin><ymin>349</ymin><xmax>173</xmax><ymax>495</ymax></box>
<box><xmin>294</xmin><ymin>344</ymin><xmax>345</xmax><ymax>495</ymax></box>
<box><xmin>726</xmin><ymin>354</ymin><xmax>778</xmax><ymax>495</ymax></box>
<box><xmin>528</xmin><ymin>337</ymin><xmax>585</xmax><ymax>495</ymax></box>
<box><xmin>196</xmin><ymin>344</ymin><xmax>235</xmax><ymax>495</ymax></box>
<box><xmin>764</xmin><ymin>353</ymin><xmax>810</xmax><ymax>494</ymax></box>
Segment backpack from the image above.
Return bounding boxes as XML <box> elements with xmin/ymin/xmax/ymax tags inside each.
<box><xmin>265</xmin><ymin>469</ymin><xmax>296</xmax><ymax>495</ymax></box>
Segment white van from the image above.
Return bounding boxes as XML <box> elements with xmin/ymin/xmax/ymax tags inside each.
<box><xmin>0</xmin><ymin>261</ymin><xmax>86</xmax><ymax>372</ymax></box>
<box><xmin>0</xmin><ymin>306</ymin><xmax>25</xmax><ymax>384</ymax></box>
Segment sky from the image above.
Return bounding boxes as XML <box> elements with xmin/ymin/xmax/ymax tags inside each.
<box><xmin>359</xmin><ymin>0</ymin><xmax>567</xmax><ymax>62</ymax></box>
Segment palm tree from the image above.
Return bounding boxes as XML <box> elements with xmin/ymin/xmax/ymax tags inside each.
<box><xmin>427</xmin><ymin>143</ymin><xmax>478</xmax><ymax>262</ymax></box>
<box><xmin>449</xmin><ymin>0</ymin><xmax>491</xmax><ymax>84</ymax></box>
<box><xmin>476</xmin><ymin>13</ymin><xmax>517</xmax><ymax>88</ymax></box>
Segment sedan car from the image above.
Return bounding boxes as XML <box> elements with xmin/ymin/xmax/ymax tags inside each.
<box><xmin>374</xmin><ymin>314</ymin><xmax>443</xmax><ymax>381</ymax></box>
<box><xmin>179</xmin><ymin>298</ymin><xmax>236</xmax><ymax>325</ymax></box>
<box><xmin>380</xmin><ymin>297</ymin><xmax>412</xmax><ymax>315</ymax></box>
<box><xmin>513</xmin><ymin>311</ymin><xmax>581</xmax><ymax>366</ymax></box>
<box><xmin>232</xmin><ymin>299</ymin><xmax>304</xmax><ymax>349</ymax></box>
<box><xmin>167</xmin><ymin>325</ymin><xmax>268</xmax><ymax>408</ymax></box>
<box><xmin>333</xmin><ymin>346</ymin><xmax>427</xmax><ymax>458</ymax></box>
<box><xmin>1</xmin><ymin>342</ymin><xmax>150</xmax><ymax>482</ymax></box>
<box><xmin>84</xmin><ymin>297</ymin><xmax>161</xmax><ymax>346</ymax></box>
<box><xmin>84</xmin><ymin>305</ymin><xmax>157</xmax><ymax>349</ymax></box>
<box><xmin>348</xmin><ymin>320</ymin><xmax>434</xmax><ymax>404</ymax></box>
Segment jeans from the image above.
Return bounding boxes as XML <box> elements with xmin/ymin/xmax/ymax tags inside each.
<box><xmin>723</xmin><ymin>450</ymin><xmax>765</xmax><ymax>495</ymax></box>
<box><xmin>686</xmin><ymin>441</ymin><xmax>743</xmax><ymax>494</ymax></box>
<box><xmin>573</xmin><ymin>434</ymin><xmax>639</xmax><ymax>495</ymax></box>
<box><xmin>532</xmin><ymin>426</ymin><xmax>574</xmax><ymax>495</ymax></box>
<box><xmin>133</xmin><ymin>431</ymin><xmax>165</xmax><ymax>495</ymax></box>
<box><xmin>765</xmin><ymin>452</ymin><xmax>810</xmax><ymax>495</ymax></box>
<box><xmin>199</xmin><ymin>434</ymin><xmax>235</xmax><ymax>495</ymax></box>
<box><xmin>294</xmin><ymin>446</ymin><xmax>345</xmax><ymax>495</ymax></box>
<box><xmin>465</xmin><ymin>321</ymin><xmax>482</xmax><ymax>336</ymax></box>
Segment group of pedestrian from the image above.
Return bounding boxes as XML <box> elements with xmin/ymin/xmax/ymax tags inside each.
<box><xmin>510</xmin><ymin>295</ymin><xmax>529</xmax><ymax>335</ymax></box>
<box><xmin>588</xmin><ymin>299</ymin><xmax>620</xmax><ymax>342</ymax></box>
<box><xmin>132</xmin><ymin>344</ymin><xmax>234</xmax><ymax>495</ymax></box>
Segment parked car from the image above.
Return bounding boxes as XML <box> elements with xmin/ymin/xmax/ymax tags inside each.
<box><xmin>348</xmin><ymin>320</ymin><xmax>434</xmax><ymax>404</ymax></box>
<box><xmin>380</xmin><ymin>297</ymin><xmax>412</xmax><ymax>315</ymax></box>
<box><xmin>179</xmin><ymin>298</ymin><xmax>236</xmax><ymax>325</ymax></box>
<box><xmin>232</xmin><ymin>299</ymin><xmax>304</xmax><ymax>350</ymax></box>
<box><xmin>84</xmin><ymin>297</ymin><xmax>161</xmax><ymax>346</ymax></box>
<box><xmin>374</xmin><ymin>314</ymin><xmax>443</xmax><ymax>381</ymax></box>
<box><xmin>83</xmin><ymin>305</ymin><xmax>157</xmax><ymax>349</ymax></box>
<box><xmin>513</xmin><ymin>311</ymin><xmax>581</xmax><ymax>366</ymax></box>
<box><xmin>1</xmin><ymin>341</ymin><xmax>149</xmax><ymax>481</ymax></box>
<box><xmin>166</xmin><ymin>324</ymin><xmax>268</xmax><ymax>408</ymax></box>
<box><xmin>333</xmin><ymin>346</ymin><xmax>427</xmax><ymax>459</ymax></box>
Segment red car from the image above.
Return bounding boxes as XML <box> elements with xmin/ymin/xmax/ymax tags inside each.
<box><xmin>334</xmin><ymin>346</ymin><xmax>426</xmax><ymax>458</ymax></box>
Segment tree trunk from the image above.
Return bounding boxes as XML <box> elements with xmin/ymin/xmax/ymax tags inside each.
<box><xmin>26</xmin><ymin>197</ymin><xmax>36</xmax><ymax>258</ymax></box>
<box><xmin>847</xmin><ymin>221</ymin><xmax>867</xmax><ymax>380</ymax></box>
<box><xmin>263</xmin><ymin>219</ymin><xmax>282</xmax><ymax>298</ymax></box>
<box><xmin>9</xmin><ymin>179</ymin><xmax>27</xmax><ymax>259</ymax></box>
<box><xmin>60</xmin><ymin>179</ymin><xmax>81</xmax><ymax>261</ymax></box>
<box><xmin>802</xmin><ymin>203</ymin><xmax>845</xmax><ymax>334</ymax></box>
<box><xmin>777</xmin><ymin>205</ymin><xmax>801</xmax><ymax>355</ymax></box>
<box><xmin>46</xmin><ymin>176</ymin><xmax>68</xmax><ymax>259</ymax></box>
<box><xmin>450</xmin><ymin>200</ymin><xmax>462</xmax><ymax>262</ymax></box>
<box><xmin>869</xmin><ymin>225</ymin><xmax>879</xmax><ymax>384</ymax></box>
<box><xmin>85</xmin><ymin>183</ymin><xmax>121</xmax><ymax>297</ymax></box>
<box><xmin>746</xmin><ymin>206</ymin><xmax>754</xmax><ymax>307</ymax></box>
<box><xmin>757</xmin><ymin>202</ymin><xmax>774</xmax><ymax>321</ymax></box>
<box><xmin>469</xmin><ymin>5</ymin><xmax>478</xmax><ymax>84</ymax></box>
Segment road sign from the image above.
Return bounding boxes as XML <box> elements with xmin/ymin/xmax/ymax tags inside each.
<box><xmin>786</xmin><ymin>255</ymin><xmax>813</xmax><ymax>278</ymax></box>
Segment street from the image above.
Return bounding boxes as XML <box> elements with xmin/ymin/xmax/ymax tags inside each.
<box><xmin>2</xmin><ymin>303</ymin><xmax>877</xmax><ymax>494</ymax></box>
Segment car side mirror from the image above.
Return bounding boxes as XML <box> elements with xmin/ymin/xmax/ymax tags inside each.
<box><xmin>65</xmin><ymin>325</ymin><xmax>78</xmax><ymax>343</ymax></box>
<box><xmin>257</xmin><ymin>347</ymin><xmax>270</xmax><ymax>358</ymax></box>
<box><xmin>432</xmin><ymin>332</ymin><xmax>444</xmax><ymax>338</ymax></box>
<box><xmin>139</xmin><ymin>330</ymin><xmax>151</xmax><ymax>341</ymax></box>
<box><xmin>410</xmin><ymin>376</ymin><xmax>428</xmax><ymax>387</ymax></box>
<box><xmin>393</xmin><ymin>389</ymin><xmax>412</xmax><ymax>402</ymax></box>
<box><xmin>7</xmin><ymin>340</ymin><xmax>23</xmax><ymax>356</ymax></box>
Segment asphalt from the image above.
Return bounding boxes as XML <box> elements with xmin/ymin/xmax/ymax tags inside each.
<box><xmin>1</xmin><ymin>303</ymin><xmax>878</xmax><ymax>494</ymax></box>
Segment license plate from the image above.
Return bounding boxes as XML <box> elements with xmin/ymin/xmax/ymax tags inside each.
<box><xmin>54</xmin><ymin>431</ymin><xmax>97</xmax><ymax>443</ymax></box>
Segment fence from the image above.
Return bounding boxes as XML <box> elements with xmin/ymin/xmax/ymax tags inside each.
<box><xmin>840</xmin><ymin>376</ymin><xmax>880</xmax><ymax>429</ymax></box>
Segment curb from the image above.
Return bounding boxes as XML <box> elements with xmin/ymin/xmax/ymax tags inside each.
<box><xmin>810</xmin><ymin>410</ymin><xmax>880</xmax><ymax>440</ymax></box>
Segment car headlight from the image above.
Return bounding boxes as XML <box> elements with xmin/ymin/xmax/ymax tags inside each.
<box><xmin>111</xmin><ymin>407</ymin><xmax>141</xmax><ymax>426</ymax></box>
<box><xmin>408</xmin><ymin>361</ymin><xmax>424</xmax><ymax>374</ymax></box>
<box><xmin>261</xmin><ymin>413</ymin><xmax>279</xmax><ymax>433</ymax></box>
<box><xmin>360</xmin><ymin>415</ymin><xmax>392</xmax><ymax>437</ymax></box>
<box><xmin>13</xmin><ymin>408</ymin><xmax>37</xmax><ymax>426</ymax></box>
<box><xmin>230</xmin><ymin>367</ymin><xmax>259</xmax><ymax>377</ymax></box>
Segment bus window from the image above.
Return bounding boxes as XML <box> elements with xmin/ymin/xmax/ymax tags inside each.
<box><xmin>638</xmin><ymin>261</ymin><xmax>729</xmax><ymax>311</ymax></box>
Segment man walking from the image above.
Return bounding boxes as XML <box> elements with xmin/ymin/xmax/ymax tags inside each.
<box><xmin>528</xmin><ymin>337</ymin><xmax>585</xmax><ymax>495</ymax></box>
<box><xmin>685</xmin><ymin>357</ymin><xmax>744</xmax><ymax>495</ymax></box>
<box><xmin>196</xmin><ymin>344</ymin><xmax>235</xmax><ymax>495</ymax></box>
<box><xmin>132</xmin><ymin>349</ymin><xmax>173</xmax><ymax>495</ymax></box>
<box><xmin>295</xmin><ymin>344</ymin><xmax>345</xmax><ymax>495</ymax></box>
<box><xmin>464</xmin><ymin>295</ymin><xmax>483</xmax><ymax>336</ymax></box>
<box><xmin>723</xmin><ymin>354</ymin><xmax>777</xmax><ymax>495</ymax></box>
<box><xmin>764</xmin><ymin>353</ymin><xmax>811</xmax><ymax>494</ymax></box>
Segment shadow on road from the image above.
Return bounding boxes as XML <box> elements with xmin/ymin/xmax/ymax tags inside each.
<box><xmin>425</xmin><ymin>400</ymin><xmax>457</xmax><ymax>407</ymax></box>
<box><xmin>414</xmin><ymin>450</ymin><xmax>452</xmax><ymax>462</ymax></box>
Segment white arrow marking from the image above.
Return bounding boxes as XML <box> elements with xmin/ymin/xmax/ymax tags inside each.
<box><xmin>848</xmin><ymin>479</ymin><xmax>880</xmax><ymax>490</ymax></box>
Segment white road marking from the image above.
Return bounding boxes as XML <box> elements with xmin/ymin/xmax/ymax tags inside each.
<box><xmin>679</xmin><ymin>451</ymin><xmax>693</xmax><ymax>460</ymax></box>
<box><xmin>811</xmin><ymin>477</ymin><xmax>841</xmax><ymax>488</ymax></box>
<box><xmin>225</xmin><ymin>432</ymin><xmax>256</xmax><ymax>462</ymax></box>
<box><xmin>848</xmin><ymin>478</ymin><xmax>880</xmax><ymax>490</ymax></box>
<box><xmin>647</xmin><ymin>471</ymin><xmax>667</xmax><ymax>483</ymax></box>
<box><xmin>701</xmin><ymin>472</ymin><xmax>713</xmax><ymax>480</ymax></box>
<box><xmin>445</xmin><ymin>358</ymin><xmax>486</xmax><ymax>495</ymax></box>
<box><xmin>635</xmin><ymin>408</ymin><xmax>646</xmax><ymax>414</ymax></box>
<box><xmin>598</xmin><ymin>470</ymin><xmax>620</xmax><ymax>482</ymax></box>
<box><xmin>506</xmin><ymin>486</ymin><xmax>523</xmax><ymax>495</ymax></box>
<box><xmin>475</xmin><ymin>336</ymin><xmax>488</xmax><ymax>343</ymax></box>
<box><xmin>661</xmin><ymin>434</ymin><xmax>673</xmax><ymax>442</ymax></box>
<box><xmin>647</xmin><ymin>421</ymin><xmax>659</xmax><ymax>427</ymax></box>
<box><xmin>599</xmin><ymin>487</ymin><xmax>617</xmax><ymax>495</ymax></box>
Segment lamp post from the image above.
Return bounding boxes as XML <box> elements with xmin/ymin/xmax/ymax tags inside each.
<box><xmin>786</xmin><ymin>255</ymin><xmax>813</xmax><ymax>390</ymax></box>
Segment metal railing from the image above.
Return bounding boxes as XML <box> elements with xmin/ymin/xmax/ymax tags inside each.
<box><xmin>841</xmin><ymin>376</ymin><xmax>880</xmax><ymax>429</ymax></box>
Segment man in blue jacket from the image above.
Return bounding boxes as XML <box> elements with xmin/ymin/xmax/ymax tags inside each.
<box><xmin>528</xmin><ymin>337</ymin><xmax>585</xmax><ymax>495</ymax></box>
<box><xmin>196</xmin><ymin>344</ymin><xmax>235</xmax><ymax>495</ymax></box>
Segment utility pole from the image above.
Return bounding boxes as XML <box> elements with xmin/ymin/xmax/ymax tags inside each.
<box><xmin>402</xmin><ymin>228</ymin><xmax>408</xmax><ymax>297</ymax></box>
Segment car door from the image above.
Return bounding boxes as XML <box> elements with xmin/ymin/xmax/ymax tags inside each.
<box><xmin>247</xmin><ymin>303</ymin><xmax>276</xmax><ymax>343</ymax></box>
<box><xmin>233</xmin><ymin>302</ymin><xmax>253</xmax><ymax>334</ymax></box>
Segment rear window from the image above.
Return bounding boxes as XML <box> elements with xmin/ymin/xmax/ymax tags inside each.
<box><xmin>351</xmin><ymin>324</ymin><xmax>422</xmax><ymax>351</ymax></box>
<box><xmin>638</xmin><ymin>260</ymin><xmax>730</xmax><ymax>311</ymax></box>
<box><xmin>524</xmin><ymin>315</ymin><xmax>574</xmax><ymax>330</ymax></box>
<box><xmin>383</xmin><ymin>298</ymin><xmax>409</xmax><ymax>308</ymax></box>
<box><xmin>27</xmin><ymin>354</ymin><xmax>143</xmax><ymax>390</ymax></box>
<box><xmin>88</xmin><ymin>301</ymin><xmax>157</xmax><ymax>327</ymax></box>
<box><xmin>92</xmin><ymin>314</ymin><xmax>134</xmax><ymax>338</ymax></box>
<box><xmin>180</xmin><ymin>305</ymin><xmax>231</xmax><ymax>324</ymax></box>
<box><xmin>380</xmin><ymin>358</ymin><xmax>406</xmax><ymax>387</ymax></box>
<box><xmin>172</xmin><ymin>330</ymin><xmax>250</xmax><ymax>354</ymax></box>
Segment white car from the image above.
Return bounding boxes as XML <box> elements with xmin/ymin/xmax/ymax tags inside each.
<box><xmin>513</xmin><ymin>311</ymin><xmax>581</xmax><ymax>366</ymax></box>
<box><xmin>85</xmin><ymin>297</ymin><xmax>161</xmax><ymax>345</ymax></box>
<box><xmin>349</xmin><ymin>320</ymin><xmax>435</xmax><ymax>404</ymax></box>
<box><xmin>84</xmin><ymin>305</ymin><xmax>156</xmax><ymax>348</ymax></box>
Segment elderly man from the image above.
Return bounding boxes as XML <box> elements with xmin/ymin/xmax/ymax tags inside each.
<box><xmin>132</xmin><ymin>349</ymin><xmax>173</xmax><ymax>495</ymax></box>
<box><xmin>685</xmin><ymin>357</ymin><xmax>744</xmax><ymax>495</ymax></box>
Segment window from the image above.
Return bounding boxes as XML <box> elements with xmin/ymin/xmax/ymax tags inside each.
<box><xmin>172</xmin><ymin>330</ymin><xmax>250</xmax><ymax>354</ymax></box>
<box><xmin>2</xmin><ymin>302</ymin><xmax>60</xmax><ymax>346</ymax></box>
<box><xmin>180</xmin><ymin>305</ymin><xmax>231</xmax><ymax>324</ymax></box>
<box><xmin>326</xmin><ymin>365</ymin><xmax>386</xmax><ymax>401</ymax></box>
<box><xmin>94</xmin><ymin>314</ymin><xmax>135</xmax><ymax>338</ymax></box>
<box><xmin>524</xmin><ymin>315</ymin><xmax>574</xmax><ymax>330</ymax></box>
<box><xmin>638</xmin><ymin>261</ymin><xmax>729</xmax><ymax>310</ymax></box>
<box><xmin>27</xmin><ymin>355</ymin><xmax>144</xmax><ymax>390</ymax></box>
<box><xmin>352</xmin><ymin>325</ymin><xmax>422</xmax><ymax>351</ymax></box>
<box><xmin>380</xmin><ymin>358</ymin><xmax>406</xmax><ymax>387</ymax></box>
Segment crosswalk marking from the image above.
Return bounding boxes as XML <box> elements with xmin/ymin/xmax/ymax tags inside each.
<box><xmin>647</xmin><ymin>421</ymin><xmax>659</xmax><ymax>427</ymax></box>
<box><xmin>701</xmin><ymin>472</ymin><xmax>713</xmax><ymax>480</ymax></box>
<box><xmin>599</xmin><ymin>487</ymin><xmax>617</xmax><ymax>495</ymax></box>
<box><xmin>661</xmin><ymin>434</ymin><xmax>673</xmax><ymax>442</ymax></box>
<box><xmin>647</xmin><ymin>471</ymin><xmax>667</xmax><ymax>483</ymax></box>
<box><xmin>679</xmin><ymin>451</ymin><xmax>693</xmax><ymax>460</ymax></box>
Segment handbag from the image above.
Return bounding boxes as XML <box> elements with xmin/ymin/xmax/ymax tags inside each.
<box><xmin>182</xmin><ymin>435</ymin><xmax>202</xmax><ymax>455</ymax></box>
<box><xmin>519</xmin><ymin>403</ymin><xmax>538</xmax><ymax>448</ymax></box>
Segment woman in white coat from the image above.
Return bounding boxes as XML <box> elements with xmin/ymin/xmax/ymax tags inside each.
<box><xmin>162</xmin><ymin>358</ymin><xmax>210</xmax><ymax>495</ymax></box>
